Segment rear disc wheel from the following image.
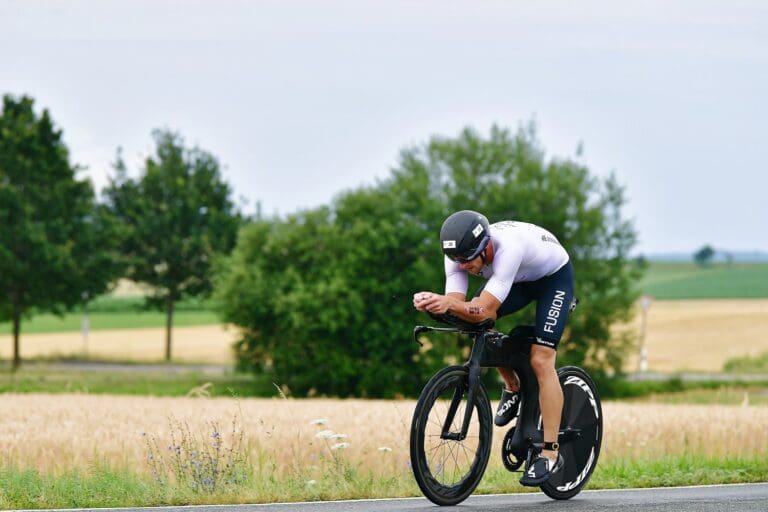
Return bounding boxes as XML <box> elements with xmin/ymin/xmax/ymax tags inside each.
<box><xmin>540</xmin><ymin>366</ymin><xmax>603</xmax><ymax>500</ymax></box>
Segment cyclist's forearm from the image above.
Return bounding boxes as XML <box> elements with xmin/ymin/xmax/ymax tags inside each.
<box><xmin>446</xmin><ymin>297</ymin><xmax>497</xmax><ymax>322</ymax></box>
<box><xmin>444</xmin><ymin>290</ymin><xmax>500</xmax><ymax>322</ymax></box>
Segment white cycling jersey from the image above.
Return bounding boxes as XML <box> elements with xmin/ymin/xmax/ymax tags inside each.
<box><xmin>444</xmin><ymin>221</ymin><xmax>569</xmax><ymax>303</ymax></box>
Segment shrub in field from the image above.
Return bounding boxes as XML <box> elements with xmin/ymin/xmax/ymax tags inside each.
<box><xmin>724</xmin><ymin>351</ymin><xmax>768</xmax><ymax>373</ymax></box>
<box><xmin>144</xmin><ymin>413</ymin><xmax>249</xmax><ymax>493</ymax></box>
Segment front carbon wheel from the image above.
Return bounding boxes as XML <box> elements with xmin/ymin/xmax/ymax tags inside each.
<box><xmin>410</xmin><ymin>366</ymin><xmax>492</xmax><ymax>506</ymax></box>
<box><xmin>540</xmin><ymin>366</ymin><xmax>603</xmax><ymax>500</ymax></box>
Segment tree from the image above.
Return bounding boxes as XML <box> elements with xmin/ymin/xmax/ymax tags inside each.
<box><xmin>0</xmin><ymin>95</ymin><xmax>120</xmax><ymax>369</ymax></box>
<box><xmin>214</xmin><ymin>184</ymin><xmax>445</xmax><ymax>397</ymax></box>
<box><xmin>103</xmin><ymin>129</ymin><xmax>241</xmax><ymax>360</ymax></box>
<box><xmin>214</xmin><ymin>124</ymin><xmax>643</xmax><ymax>397</ymax></box>
<box><xmin>694</xmin><ymin>245</ymin><xmax>716</xmax><ymax>267</ymax></box>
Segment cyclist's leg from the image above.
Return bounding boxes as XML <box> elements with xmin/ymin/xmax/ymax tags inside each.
<box><xmin>481</xmin><ymin>282</ymin><xmax>534</xmax><ymax>391</ymax></box>
<box><xmin>530</xmin><ymin>345</ymin><xmax>562</xmax><ymax>459</ymax></box>
<box><xmin>474</xmin><ymin>283</ymin><xmax>534</xmax><ymax>426</ymax></box>
<box><xmin>530</xmin><ymin>262</ymin><xmax>574</xmax><ymax>467</ymax></box>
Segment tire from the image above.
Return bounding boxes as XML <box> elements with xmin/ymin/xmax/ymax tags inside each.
<box><xmin>410</xmin><ymin>366</ymin><xmax>493</xmax><ymax>506</ymax></box>
<box><xmin>540</xmin><ymin>366</ymin><xmax>603</xmax><ymax>500</ymax></box>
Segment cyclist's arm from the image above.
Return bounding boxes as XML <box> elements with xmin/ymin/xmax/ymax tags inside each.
<box><xmin>415</xmin><ymin>291</ymin><xmax>500</xmax><ymax>322</ymax></box>
<box><xmin>444</xmin><ymin>291</ymin><xmax>501</xmax><ymax>322</ymax></box>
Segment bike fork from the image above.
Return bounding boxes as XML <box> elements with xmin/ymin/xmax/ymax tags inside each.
<box><xmin>441</xmin><ymin>338</ymin><xmax>484</xmax><ymax>441</ymax></box>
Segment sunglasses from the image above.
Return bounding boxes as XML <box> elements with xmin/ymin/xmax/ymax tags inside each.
<box><xmin>448</xmin><ymin>235</ymin><xmax>490</xmax><ymax>263</ymax></box>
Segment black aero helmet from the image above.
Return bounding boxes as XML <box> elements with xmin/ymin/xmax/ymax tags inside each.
<box><xmin>440</xmin><ymin>210</ymin><xmax>491</xmax><ymax>262</ymax></box>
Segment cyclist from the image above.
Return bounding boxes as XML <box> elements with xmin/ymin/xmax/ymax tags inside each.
<box><xmin>413</xmin><ymin>210</ymin><xmax>575</xmax><ymax>485</ymax></box>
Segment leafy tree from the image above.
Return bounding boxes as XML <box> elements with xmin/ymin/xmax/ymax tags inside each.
<box><xmin>215</xmin><ymin>124</ymin><xmax>643</xmax><ymax>397</ymax></box>
<box><xmin>413</xmin><ymin>125</ymin><xmax>643</xmax><ymax>374</ymax></box>
<box><xmin>0</xmin><ymin>95</ymin><xmax>120</xmax><ymax>369</ymax></box>
<box><xmin>103</xmin><ymin>129</ymin><xmax>241</xmax><ymax>360</ymax></box>
<box><xmin>694</xmin><ymin>245</ymin><xmax>716</xmax><ymax>267</ymax></box>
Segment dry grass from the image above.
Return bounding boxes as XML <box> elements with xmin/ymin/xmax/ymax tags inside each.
<box><xmin>623</xmin><ymin>299</ymin><xmax>768</xmax><ymax>372</ymax></box>
<box><xmin>2</xmin><ymin>394</ymin><xmax>766</xmax><ymax>476</ymax></box>
<box><xmin>0</xmin><ymin>326</ymin><xmax>238</xmax><ymax>364</ymax></box>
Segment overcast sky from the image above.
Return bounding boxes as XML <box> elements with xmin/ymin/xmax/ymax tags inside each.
<box><xmin>1</xmin><ymin>0</ymin><xmax>766</xmax><ymax>254</ymax></box>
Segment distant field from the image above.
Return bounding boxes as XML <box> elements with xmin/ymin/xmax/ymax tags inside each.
<box><xmin>623</xmin><ymin>299</ymin><xmax>768</xmax><ymax>372</ymax></box>
<box><xmin>640</xmin><ymin>262</ymin><xmax>768</xmax><ymax>299</ymax></box>
<box><xmin>2</xmin><ymin>268</ymin><xmax>768</xmax><ymax>370</ymax></box>
<box><xmin>3</xmin><ymin>297</ymin><xmax>768</xmax><ymax>372</ymax></box>
<box><xmin>0</xmin><ymin>325</ymin><xmax>237</xmax><ymax>364</ymax></box>
<box><xmin>2</xmin><ymin>264</ymin><xmax>766</xmax><ymax>336</ymax></box>
<box><xmin>0</xmin><ymin>296</ymin><xmax>219</xmax><ymax>335</ymax></box>
<box><xmin>0</xmin><ymin>310</ymin><xmax>221</xmax><ymax>335</ymax></box>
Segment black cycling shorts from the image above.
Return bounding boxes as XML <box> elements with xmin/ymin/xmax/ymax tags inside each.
<box><xmin>476</xmin><ymin>261</ymin><xmax>574</xmax><ymax>350</ymax></box>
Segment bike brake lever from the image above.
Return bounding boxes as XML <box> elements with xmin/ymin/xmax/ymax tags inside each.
<box><xmin>413</xmin><ymin>325</ymin><xmax>429</xmax><ymax>346</ymax></box>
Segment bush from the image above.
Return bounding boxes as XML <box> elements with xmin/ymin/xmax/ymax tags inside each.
<box><xmin>214</xmin><ymin>125</ymin><xmax>642</xmax><ymax>397</ymax></box>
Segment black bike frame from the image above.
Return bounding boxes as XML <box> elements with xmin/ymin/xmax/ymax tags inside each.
<box><xmin>413</xmin><ymin>324</ymin><xmax>581</xmax><ymax>460</ymax></box>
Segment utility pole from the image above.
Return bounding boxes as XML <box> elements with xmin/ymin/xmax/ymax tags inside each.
<box><xmin>638</xmin><ymin>295</ymin><xmax>652</xmax><ymax>373</ymax></box>
<box><xmin>81</xmin><ymin>290</ymin><xmax>90</xmax><ymax>355</ymax></box>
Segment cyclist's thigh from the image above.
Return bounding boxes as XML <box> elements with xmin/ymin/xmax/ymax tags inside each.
<box><xmin>532</xmin><ymin>262</ymin><xmax>575</xmax><ymax>349</ymax></box>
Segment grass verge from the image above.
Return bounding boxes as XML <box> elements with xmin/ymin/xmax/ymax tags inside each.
<box><xmin>724</xmin><ymin>351</ymin><xmax>768</xmax><ymax>374</ymax></box>
<box><xmin>1</xmin><ymin>455</ymin><xmax>766</xmax><ymax>509</ymax></box>
<box><xmin>593</xmin><ymin>375</ymin><xmax>768</xmax><ymax>403</ymax></box>
<box><xmin>1</xmin><ymin>365</ymin><xmax>766</xmax><ymax>402</ymax></box>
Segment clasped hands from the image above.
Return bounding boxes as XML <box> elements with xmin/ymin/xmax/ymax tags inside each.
<box><xmin>413</xmin><ymin>291</ymin><xmax>451</xmax><ymax>314</ymax></box>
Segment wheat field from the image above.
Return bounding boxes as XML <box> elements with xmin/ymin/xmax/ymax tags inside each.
<box><xmin>622</xmin><ymin>299</ymin><xmax>768</xmax><ymax>372</ymax></box>
<box><xmin>0</xmin><ymin>325</ymin><xmax>238</xmax><ymax>364</ymax></box>
<box><xmin>2</xmin><ymin>393</ymin><xmax>766</xmax><ymax>477</ymax></box>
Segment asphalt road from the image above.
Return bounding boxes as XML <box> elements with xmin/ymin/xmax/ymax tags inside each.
<box><xmin>43</xmin><ymin>483</ymin><xmax>768</xmax><ymax>512</ymax></box>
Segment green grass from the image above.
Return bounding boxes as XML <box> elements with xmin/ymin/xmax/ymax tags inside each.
<box><xmin>594</xmin><ymin>374</ymin><xmax>768</xmax><ymax>404</ymax></box>
<box><xmin>1</xmin><ymin>455</ymin><xmax>766</xmax><ymax>509</ymax></box>
<box><xmin>0</xmin><ymin>466</ymin><xmax>163</xmax><ymax>510</ymax></box>
<box><xmin>0</xmin><ymin>365</ymin><xmax>274</xmax><ymax>397</ymax></box>
<box><xmin>585</xmin><ymin>455</ymin><xmax>768</xmax><ymax>489</ymax></box>
<box><xmin>640</xmin><ymin>262</ymin><xmax>768</xmax><ymax>299</ymax></box>
<box><xmin>724</xmin><ymin>351</ymin><xmax>768</xmax><ymax>374</ymax></box>
<box><xmin>2</xmin><ymin>364</ymin><xmax>766</xmax><ymax>402</ymax></box>
<box><xmin>0</xmin><ymin>295</ymin><xmax>221</xmax><ymax>334</ymax></box>
<box><xmin>620</xmin><ymin>385</ymin><xmax>768</xmax><ymax>406</ymax></box>
<box><xmin>0</xmin><ymin>310</ymin><xmax>222</xmax><ymax>334</ymax></box>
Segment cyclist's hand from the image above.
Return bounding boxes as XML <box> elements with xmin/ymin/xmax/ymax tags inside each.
<box><xmin>415</xmin><ymin>292</ymin><xmax>451</xmax><ymax>314</ymax></box>
<box><xmin>413</xmin><ymin>291</ymin><xmax>432</xmax><ymax>311</ymax></box>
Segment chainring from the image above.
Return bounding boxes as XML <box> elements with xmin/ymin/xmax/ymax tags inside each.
<box><xmin>501</xmin><ymin>426</ymin><xmax>524</xmax><ymax>472</ymax></box>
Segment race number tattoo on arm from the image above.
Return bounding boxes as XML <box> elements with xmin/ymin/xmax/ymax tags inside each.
<box><xmin>466</xmin><ymin>305</ymin><xmax>485</xmax><ymax>315</ymax></box>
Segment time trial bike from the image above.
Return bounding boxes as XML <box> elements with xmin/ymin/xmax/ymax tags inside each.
<box><xmin>409</xmin><ymin>312</ymin><xmax>602</xmax><ymax>506</ymax></box>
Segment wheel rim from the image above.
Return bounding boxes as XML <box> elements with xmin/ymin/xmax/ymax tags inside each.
<box><xmin>546</xmin><ymin>373</ymin><xmax>601</xmax><ymax>492</ymax></box>
<box><xmin>421</xmin><ymin>375</ymin><xmax>485</xmax><ymax>491</ymax></box>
